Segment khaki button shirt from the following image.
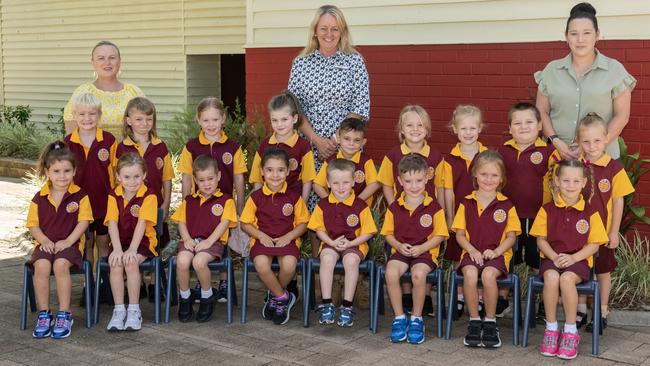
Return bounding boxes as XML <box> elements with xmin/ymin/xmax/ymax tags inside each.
<box><xmin>535</xmin><ymin>50</ymin><xmax>636</xmax><ymax>159</ymax></box>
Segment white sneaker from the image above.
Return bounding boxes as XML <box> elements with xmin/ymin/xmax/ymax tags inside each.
<box><xmin>107</xmin><ymin>309</ymin><xmax>126</xmax><ymax>331</ymax></box>
<box><xmin>124</xmin><ymin>309</ymin><xmax>142</xmax><ymax>331</ymax></box>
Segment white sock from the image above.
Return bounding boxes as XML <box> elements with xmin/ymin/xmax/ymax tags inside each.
<box><xmin>201</xmin><ymin>288</ymin><xmax>213</xmax><ymax>299</ymax></box>
<box><xmin>564</xmin><ymin>323</ymin><xmax>578</xmax><ymax>334</ymax></box>
<box><xmin>469</xmin><ymin>317</ymin><xmax>481</xmax><ymax>322</ymax></box>
<box><xmin>411</xmin><ymin>315</ymin><xmax>423</xmax><ymax>321</ymax></box>
<box><xmin>127</xmin><ymin>304</ymin><xmax>140</xmax><ymax>312</ymax></box>
<box><xmin>179</xmin><ymin>289</ymin><xmax>191</xmax><ymax>299</ymax></box>
<box><xmin>114</xmin><ymin>304</ymin><xmax>125</xmax><ymax>312</ymax></box>
<box><xmin>395</xmin><ymin>314</ymin><xmax>406</xmax><ymax>320</ymax></box>
<box><xmin>577</xmin><ymin>304</ymin><xmax>587</xmax><ymax>314</ymax></box>
<box><xmin>484</xmin><ymin>317</ymin><xmax>496</xmax><ymax>323</ymax></box>
<box><xmin>546</xmin><ymin>321</ymin><xmax>558</xmax><ymax>331</ymax></box>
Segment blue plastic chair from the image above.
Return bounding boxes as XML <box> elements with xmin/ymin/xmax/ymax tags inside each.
<box><xmin>93</xmin><ymin>255</ymin><xmax>162</xmax><ymax>325</ymax></box>
<box><xmin>164</xmin><ymin>246</ymin><xmax>237</xmax><ymax>323</ymax></box>
<box><xmin>20</xmin><ymin>259</ymin><xmax>93</xmax><ymax>330</ymax></box>
<box><xmin>303</xmin><ymin>256</ymin><xmax>375</xmax><ymax>328</ymax></box>
<box><xmin>444</xmin><ymin>242</ymin><xmax>521</xmax><ymax>345</ymax></box>
<box><xmin>371</xmin><ymin>244</ymin><xmax>445</xmax><ymax>338</ymax></box>
<box><xmin>240</xmin><ymin>256</ymin><xmax>306</xmax><ymax>323</ymax></box>
<box><xmin>522</xmin><ymin>254</ymin><xmax>601</xmax><ymax>355</ymax></box>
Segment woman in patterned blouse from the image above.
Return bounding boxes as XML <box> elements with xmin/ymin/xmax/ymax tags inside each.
<box><xmin>288</xmin><ymin>5</ymin><xmax>370</xmax><ymax>163</ymax></box>
<box><xmin>63</xmin><ymin>41</ymin><xmax>145</xmax><ymax>136</ymax></box>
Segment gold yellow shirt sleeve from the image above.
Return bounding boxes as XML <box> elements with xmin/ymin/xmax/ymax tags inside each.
<box><xmin>529</xmin><ymin>207</ymin><xmax>548</xmax><ymax>238</ymax></box>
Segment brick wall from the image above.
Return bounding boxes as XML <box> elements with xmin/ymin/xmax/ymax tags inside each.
<box><xmin>245</xmin><ymin>40</ymin><xmax>650</xmax><ymax>234</ymax></box>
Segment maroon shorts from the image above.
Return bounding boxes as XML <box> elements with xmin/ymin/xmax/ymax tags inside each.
<box><xmin>89</xmin><ymin>217</ymin><xmax>108</xmax><ymax>235</ymax></box>
<box><xmin>457</xmin><ymin>254</ymin><xmax>508</xmax><ymax>278</ymax></box>
<box><xmin>443</xmin><ymin>236</ymin><xmax>463</xmax><ymax>262</ymax></box>
<box><xmin>539</xmin><ymin>258</ymin><xmax>590</xmax><ymax>282</ymax></box>
<box><xmin>29</xmin><ymin>244</ymin><xmax>83</xmax><ymax>271</ymax></box>
<box><xmin>249</xmin><ymin>242</ymin><xmax>300</xmax><ymax>260</ymax></box>
<box><xmin>388</xmin><ymin>251</ymin><xmax>437</xmax><ymax>271</ymax></box>
<box><xmin>320</xmin><ymin>244</ymin><xmax>365</xmax><ymax>261</ymax></box>
<box><xmin>594</xmin><ymin>245</ymin><xmax>616</xmax><ymax>274</ymax></box>
<box><xmin>178</xmin><ymin>240</ymin><xmax>224</xmax><ymax>260</ymax></box>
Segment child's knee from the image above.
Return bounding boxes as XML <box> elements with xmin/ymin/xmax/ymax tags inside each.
<box><xmin>342</xmin><ymin>254</ymin><xmax>360</xmax><ymax>267</ymax></box>
<box><xmin>481</xmin><ymin>268</ymin><xmax>498</xmax><ymax>284</ymax></box>
<box><xmin>52</xmin><ymin>260</ymin><xmax>70</xmax><ymax>275</ymax></box>
<box><xmin>191</xmin><ymin>256</ymin><xmax>209</xmax><ymax>269</ymax></box>
<box><xmin>462</xmin><ymin>267</ymin><xmax>479</xmax><ymax>282</ymax></box>
<box><xmin>124</xmin><ymin>261</ymin><xmax>140</xmax><ymax>273</ymax></box>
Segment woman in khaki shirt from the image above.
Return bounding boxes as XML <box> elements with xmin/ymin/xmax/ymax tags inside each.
<box><xmin>535</xmin><ymin>3</ymin><xmax>636</xmax><ymax>160</ymax></box>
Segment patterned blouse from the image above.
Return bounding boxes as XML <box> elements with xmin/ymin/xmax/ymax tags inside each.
<box><xmin>63</xmin><ymin>82</ymin><xmax>145</xmax><ymax>137</ymax></box>
<box><xmin>288</xmin><ymin>49</ymin><xmax>370</xmax><ymax>163</ymax></box>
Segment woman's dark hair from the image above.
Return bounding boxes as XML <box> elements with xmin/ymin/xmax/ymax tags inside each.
<box><xmin>566</xmin><ymin>2</ymin><xmax>598</xmax><ymax>34</ymax></box>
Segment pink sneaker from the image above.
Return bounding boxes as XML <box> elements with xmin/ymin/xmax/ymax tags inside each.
<box><xmin>539</xmin><ymin>329</ymin><xmax>560</xmax><ymax>356</ymax></box>
<box><xmin>557</xmin><ymin>332</ymin><xmax>581</xmax><ymax>360</ymax></box>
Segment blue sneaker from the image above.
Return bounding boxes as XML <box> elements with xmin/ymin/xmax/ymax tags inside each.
<box><xmin>32</xmin><ymin>310</ymin><xmax>52</xmax><ymax>338</ymax></box>
<box><xmin>337</xmin><ymin>306</ymin><xmax>354</xmax><ymax>327</ymax></box>
<box><xmin>407</xmin><ymin>317</ymin><xmax>425</xmax><ymax>344</ymax></box>
<box><xmin>318</xmin><ymin>303</ymin><xmax>335</xmax><ymax>325</ymax></box>
<box><xmin>390</xmin><ymin>317</ymin><xmax>408</xmax><ymax>343</ymax></box>
<box><xmin>51</xmin><ymin>311</ymin><xmax>73</xmax><ymax>339</ymax></box>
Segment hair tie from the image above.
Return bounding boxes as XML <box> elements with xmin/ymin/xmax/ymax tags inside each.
<box><xmin>53</xmin><ymin>142</ymin><xmax>62</xmax><ymax>150</ymax></box>
<box><xmin>583</xmin><ymin>159</ymin><xmax>591</xmax><ymax>167</ymax></box>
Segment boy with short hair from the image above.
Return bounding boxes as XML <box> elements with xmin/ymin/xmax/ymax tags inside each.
<box><xmin>308</xmin><ymin>158</ymin><xmax>377</xmax><ymax>327</ymax></box>
<box><xmin>382</xmin><ymin>154</ymin><xmax>448</xmax><ymax>344</ymax></box>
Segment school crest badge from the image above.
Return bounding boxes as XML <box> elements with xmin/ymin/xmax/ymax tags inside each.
<box><xmin>282</xmin><ymin>203</ymin><xmax>294</xmax><ymax>216</ymax></box>
<box><xmin>354</xmin><ymin>170</ymin><xmax>365</xmax><ymax>184</ymax></box>
<box><xmin>493</xmin><ymin>209</ymin><xmax>507</xmax><ymax>223</ymax></box>
<box><xmin>346</xmin><ymin>214</ymin><xmax>359</xmax><ymax>227</ymax></box>
<box><xmin>420</xmin><ymin>214</ymin><xmax>433</xmax><ymax>228</ymax></box>
<box><xmin>576</xmin><ymin>219</ymin><xmax>589</xmax><ymax>235</ymax></box>
<box><xmin>222</xmin><ymin>152</ymin><xmax>233</xmax><ymax>165</ymax></box>
<box><xmin>426</xmin><ymin>166</ymin><xmax>435</xmax><ymax>181</ymax></box>
<box><xmin>289</xmin><ymin>158</ymin><xmax>299</xmax><ymax>171</ymax></box>
<box><xmin>530</xmin><ymin>152</ymin><xmax>543</xmax><ymax>165</ymax></box>
<box><xmin>130</xmin><ymin>204</ymin><xmax>140</xmax><ymax>218</ymax></box>
<box><xmin>65</xmin><ymin>201</ymin><xmax>79</xmax><ymax>213</ymax></box>
<box><xmin>156</xmin><ymin>157</ymin><xmax>164</xmax><ymax>170</ymax></box>
<box><xmin>97</xmin><ymin>148</ymin><xmax>110</xmax><ymax>162</ymax></box>
<box><xmin>211</xmin><ymin>203</ymin><xmax>224</xmax><ymax>216</ymax></box>
<box><xmin>598</xmin><ymin>178</ymin><xmax>611</xmax><ymax>193</ymax></box>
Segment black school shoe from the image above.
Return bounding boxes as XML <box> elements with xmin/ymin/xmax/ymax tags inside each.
<box><xmin>463</xmin><ymin>320</ymin><xmax>482</xmax><ymax>347</ymax></box>
<box><xmin>423</xmin><ymin>295</ymin><xmax>434</xmax><ymax>317</ymax></box>
<box><xmin>196</xmin><ymin>289</ymin><xmax>218</xmax><ymax>323</ymax></box>
<box><xmin>495</xmin><ymin>296</ymin><xmax>510</xmax><ymax>318</ymax></box>
<box><xmin>536</xmin><ymin>302</ymin><xmax>546</xmax><ymax>325</ymax></box>
<box><xmin>576</xmin><ymin>311</ymin><xmax>588</xmax><ymax>329</ymax></box>
<box><xmin>287</xmin><ymin>279</ymin><xmax>300</xmax><ymax>302</ymax></box>
<box><xmin>178</xmin><ymin>296</ymin><xmax>194</xmax><ymax>322</ymax></box>
<box><xmin>586</xmin><ymin>315</ymin><xmax>607</xmax><ymax>334</ymax></box>
<box><xmin>481</xmin><ymin>321</ymin><xmax>502</xmax><ymax>348</ymax></box>
<box><xmin>402</xmin><ymin>294</ymin><xmax>413</xmax><ymax>314</ymax></box>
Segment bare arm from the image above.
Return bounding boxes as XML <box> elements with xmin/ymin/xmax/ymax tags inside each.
<box><xmin>196</xmin><ymin>220</ymin><xmax>231</xmax><ymax>251</ymax></box>
<box><xmin>28</xmin><ymin>227</ymin><xmax>54</xmax><ymax>253</ymax></box>
<box><xmin>358</xmin><ymin>182</ymin><xmax>379</xmax><ymax>202</ymax></box>
<box><xmin>301</xmin><ymin>181</ymin><xmax>313</xmax><ymax>204</ymax></box>
<box><xmin>382</xmin><ymin>184</ymin><xmax>395</xmax><ymax>206</ymax></box>
<box><xmin>537</xmin><ymin>90</ymin><xmax>577</xmax><ymax>159</ymax></box>
<box><xmin>456</xmin><ymin>229</ymin><xmax>483</xmax><ymax>265</ymax></box>
<box><xmin>54</xmin><ymin>220</ymin><xmax>90</xmax><ymax>253</ymax></box>
<box><xmin>313</xmin><ymin>183</ymin><xmax>329</xmax><ymax>199</ymax></box>
<box><xmin>299</xmin><ymin>117</ymin><xmax>337</xmax><ymax>160</ymax></box>
<box><xmin>607</xmin><ymin>89</ymin><xmax>632</xmax><ymax>144</ymax></box>
<box><xmin>443</xmin><ymin>188</ymin><xmax>454</xmax><ymax>230</ymax></box>
<box><xmin>607</xmin><ymin>197</ymin><xmax>624</xmax><ymax>249</ymax></box>
<box><xmin>181</xmin><ymin>174</ymin><xmax>193</xmax><ymax>199</ymax></box>
<box><xmin>241</xmin><ymin>223</ymin><xmax>274</xmax><ymax>247</ymax></box>
<box><xmin>234</xmin><ymin>174</ymin><xmax>245</xmax><ymax>215</ymax></box>
<box><xmin>161</xmin><ymin>180</ymin><xmax>171</xmax><ymax>220</ymax></box>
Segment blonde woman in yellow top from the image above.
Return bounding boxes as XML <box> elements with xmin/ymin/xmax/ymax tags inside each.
<box><xmin>64</xmin><ymin>41</ymin><xmax>144</xmax><ymax>136</ymax></box>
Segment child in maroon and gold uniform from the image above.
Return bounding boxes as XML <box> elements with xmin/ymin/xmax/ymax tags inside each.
<box><xmin>382</xmin><ymin>154</ymin><xmax>448</xmax><ymax>344</ymax></box>
<box><xmin>28</xmin><ymin>142</ymin><xmax>93</xmax><ymax>339</ymax></box>
<box><xmin>104</xmin><ymin>153</ymin><xmax>158</xmax><ymax>332</ymax></box>
<box><xmin>530</xmin><ymin>158</ymin><xmax>608</xmax><ymax>360</ymax></box>
<box><xmin>241</xmin><ymin>148</ymin><xmax>309</xmax><ymax>325</ymax></box>
<box><xmin>308</xmin><ymin>158</ymin><xmax>377</xmax><ymax>327</ymax></box>
<box><xmin>171</xmin><ymin>155</ymin><xmax>237</xmax><ymax>323</ymax></box>
<box><xmin>452</xmin><ymin>150</ymin><xmax>521</xmax><ymax>349</ymax></box>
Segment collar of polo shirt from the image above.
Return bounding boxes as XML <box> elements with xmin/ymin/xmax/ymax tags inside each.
<box><xmin>327</xmin><ymin>192</ymin><xmax>356</xmax><ymax>206</ymax></box>
<box><xmin>554</xmin><ymin>193</ymin><xmax>586</xmax><ymax>211</ymax></box>
<box><xmin>198</xmin><ymin>130</ymin><xmax>228</xmax><ymax>145</ymax></box>
<box><xmin>40</xmin><ymin>181</ymin><xmax>81</xmax><ymax>196</ymax></box>
<box><xmin>580</xmin><ymin>153</ymin><xmax>611</xmax><ymax>167</ymax></box>
<box><xmin>336</xmin><ymin>149</ymin><xmax>361</xmax><ymax>163</ymax></box>
<box><xmin>400</xmin><ymin>143</ymin><xmax>430</xmax><ymax>157</ymax></box>
<box><xmin>268</xmin><ymin>132</ymin><xmax>298</xmax><ymax>147</ymax></box>
<box><xmin>504</xmin><ymin>137</ymin><xmax>547</xmax><ymax>152</ymax></box>
<box><xmin>397</xmin><ymin>191</ymin><xmax>433</xmax><ymax>213</ymax></box>
<box><xmin>70</xmin><ymin>127</ymin><xmax>105</xmax><ymax>144</ymax></box>
<box><xmin>115</xmin><ymin>183</ymin><xmax>148</xmax><ymax>198</ymax></box>
<box><xmin>262</xmin><ymin>181</ymin><xmax>288</xmax><ymax>195</ymax></box>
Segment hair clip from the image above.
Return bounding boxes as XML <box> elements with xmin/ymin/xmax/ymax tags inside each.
<box><xmin>53</xmin><ymin>142</ymin><xmax>62</xmax><ymax>150</ymax></box>
<box><xmin>583</xmin><ymin>159</ymin><xmax>591</xmax><ymax>167</ymax></box>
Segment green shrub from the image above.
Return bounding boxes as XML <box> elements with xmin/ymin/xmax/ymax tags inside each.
<box><xmin>0</xmin><ymin>122</ymin><xmax>51</xmax><ymax>159</ymax></box>
<box><xmin>1</xmin><ymin>105</ymin><xmax>32</xmax><ymax>127</ymax></box>
<box><xmin>611</xmin><ymin>231</ymin><xmax>650</xmax><ymax>308</ymax></box>
<box><xmin>618</xmin><ymin>137</ymin><xmax>650</xmax><ymax>234</ymax></box>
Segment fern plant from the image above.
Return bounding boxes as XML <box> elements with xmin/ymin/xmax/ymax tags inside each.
<box><xmin>618</xmin><ymin>137</ymin><xmax>650</xmax><ymax>234</ymax></box>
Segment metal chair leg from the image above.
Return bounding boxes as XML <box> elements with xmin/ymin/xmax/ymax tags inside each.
<box><xmin>20</xmin><ymin>265</ymin><xmax>30</xmax><ymax>330</ymax></box>
<box><xmin>83</xmin><ymin>261</ymin><xmax>93</xmax><ymax>328</ymax></box>
<box><xmin>241</xmin><ymin>258</ymin><xmax>249</xmax><ymax>323</ymax></box>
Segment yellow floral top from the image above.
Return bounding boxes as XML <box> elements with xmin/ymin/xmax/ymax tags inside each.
<box><xmin>63</xmin><ymin>82</ymin><xmax>145</xmax><ymax>137</ymax></box>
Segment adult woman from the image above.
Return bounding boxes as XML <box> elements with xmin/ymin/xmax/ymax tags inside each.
<box><xmin>288</xmin><ymin>5</ymin><xmax>370</xmax><ymax>163</ymax></box>
<box><xmin>63</xmin><ymin>41</ymin><xmax>145</xmax><ymax>136</ymax></box>
<box><xmin>535</xmin><ymin>2</ymin><xmax>636</xmax><ymax>160</ymax></box>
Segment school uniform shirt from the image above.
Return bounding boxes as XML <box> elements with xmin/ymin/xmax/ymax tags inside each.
<box><xmin>177</xmin><ymin>131</ymin><xmax>247</xmax><ymax>196</ymax></box>
<box><xmin>65</xmin><ymin>128</ymin><xmax>116</xmax><ymax>220</ymax></box>
<box><xmin>307</xmin><ymin>192</ymin><xmax>377</xmax><ymax>257</ymax></box>
<box><xmin>26</xmin><ymin>182</ymin><xmax>93</xmax><ymax>255</ymax></box>
<box><xmin>377</xmin><ymin>143</ymin><xmax>444</xmax><ymax>198</ymax></box>
<box><xmin>580</xmin><ymin>154</ymin><xmax>634</xmax><ymax>232</ymax></box>
<box><xmin>249</xmin><ymin>132</ymin><xmax>316</xmax><ymax>193</ymax></box>
<box><xmin>314</xmin><ymin>150</ymin><xmax>378</xmax><ymax>206</ymax></box>
<box><xmin>380</xmin><ymin>192</ymin><xmax>449</xmax><ymax>266</ymax></box>
<box><xmin>529</xmin><ymin>194</ymin><xmax>609</xmax><ymax>267</ymax></box>
<box><xmin>171</xmin><ymin>190</ymin><xmax>237</xmax><ymax>245</ymax></box>
<box><xmin>240</xmin><ymin>182</ymin><xmax>310</xmax><ymax>249</ymax></box>
<box><xmin>440</xmin><ymin>142</ymin><xmax>488</xmax><ymax>208</ymax></box>
<box><xmin>451</xmin><ymin>192</ymin><xmax>521</xmax><ymax>267</ymax></box>
<box><xmin>497</xmin><ymin>138</ymin><xmax>560</xmax><ymax>219</ymax></box>
<box><xmin>104</xmin><ymin>184</ymin><xmax>158</xmax><ymax>255</ymax></box>
<box><xmin>115</xmin><ymin>136</ymin><xmax>174</xmax><ymax>207</ymax></box>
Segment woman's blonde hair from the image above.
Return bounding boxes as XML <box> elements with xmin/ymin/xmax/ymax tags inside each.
<box><xmin>123</xmin><ymin>97</ymin><xmax>157</xmax><ymax>141</ymax></box>
<box><xmin>397</xmin><ymin>105</ymin><xmax>432</xmax><ymax>143</ymax></box>
<box><xmin>299</xmin><ymin>5</ymin><xmax>358</xmax><ymax>57</ymax></box>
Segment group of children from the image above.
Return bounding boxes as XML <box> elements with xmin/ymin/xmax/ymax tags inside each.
<box><xmin>27</xmin><ymin>89</ymin><xmax>633</xmax><ymax>360</ymax></box>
